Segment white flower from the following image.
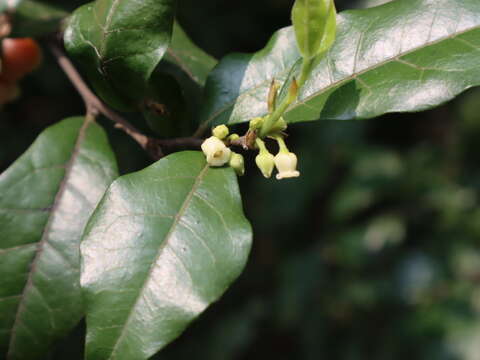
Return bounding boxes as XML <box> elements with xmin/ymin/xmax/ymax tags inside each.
<box><xmin>274</xmin><ymin>152</ymin><xmax>300</xmax><ymax>180</ymax></box>
<box><xmin>201</xmin><ymin>136</ymin><xmax>232</xmax><ymax>166</ymax></box>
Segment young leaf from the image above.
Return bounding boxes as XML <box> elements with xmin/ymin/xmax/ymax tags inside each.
<box><xmin>0</xmin><ymin>117</ymin><xmax>118</xmax><ymax>359</ymax></box>
<box><xmin>199</xmin><ymin>0</ymin><xmax>480</xmax><ymax>127</ymax></box>
<box><xmin>164</xmin><ymin>22</ymin><xmax>217</xmax><ymax>87</ymax></box>
<box><xmin>291</xmin><ymin>0</ymin><xmax>337</xmax><ymax>59</ymax></box>
<box><xmin>81</xmin><ymin>151</ymin><xmax>252</xmax><ymax>360</ymax></box>
<box><xmin>64</xmin><ymin>0</ymin><xmax>175</xmax><ymax>111</ymax></box>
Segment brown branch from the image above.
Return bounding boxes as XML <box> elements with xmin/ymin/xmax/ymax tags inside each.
<box><xmin>157</xmin><ymin>137</ymin><xmax>204</xmax><ymax>149</ymax></box>
<box><xmin>48</xmin><ymin>38</ymin><xmax>255</xmax><ymax>160</ymax></box>
<box><xmin>48</xmin><ymin>39</ymin><xmax>167</xmax><ymax>158</ymax></box>
<box><xmin>193</xmin><ymin>122</ymin><xmax>209</xmax><ymax>138</ymax></box>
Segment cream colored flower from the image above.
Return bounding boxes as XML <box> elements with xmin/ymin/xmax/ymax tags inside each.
<box><xmin>255</xmin><ymin>152</ymin><xmax>275</xmax><ymax>178</ymax></box>
<box><xmin>274</xmin><ymin>152</ymin><xmax>300</xmax><ymax>180</ymax></box>
<box><xmin>255</xmin><ymin>138</ymin><xmax>275</xmax><ymax>178</ymax></box>
<box><xmin>201</xmin><ymin>136</ymin><xmax>232</xmax><ymax>167</ymax></box>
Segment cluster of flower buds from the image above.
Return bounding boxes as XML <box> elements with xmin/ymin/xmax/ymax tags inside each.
<box><xmin>201</xmin><ymin>120</ymin><xmax>300</xmax><ymax>180</ymax></box>
<box><xmin>200</xmin><ymin>0</ymin><xmax>338</xmax><ymax>182</ymax></box>
<box><xmin>201</xmin><ymin>125</ymin><xmax>245</xmax><ymax>176</ymax></box>
<box><xmin>201</xmin><ymin>75</ymin><xmax>301</xmax><ymax>180</ymax></box>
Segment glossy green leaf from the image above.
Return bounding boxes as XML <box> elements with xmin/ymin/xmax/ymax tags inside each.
<box><xmin>164</xmin><ymin>22</ymin><xmax>217</xmax><ymax>87</ymax></box>
<box><xmin>0</xmin><ymin>117</ymin><xmax>118</xmax><ymax>359</ymax></box>
<box><xmin>64</xmin><ymin>0</ymin><xmax>175</xmax><ymax>111</ymax></box>
<box><xmin>9</xmin><ymin>0</ymin><xmax>67</xmax><ymax>38</ymax></box>
<box><xmin>81</xmin><ymin>151</ymin><xmax>252</xmax><ymax>360</ymax></box>
<box><xmin>292</xmin><ymin>0</ymin><xmax>336</xmax><ymax>59</ymax></box>
<box><xmin>200</xmin><ymin>0</ymin><xmax>480</xmax><ymax>127</ymax></box>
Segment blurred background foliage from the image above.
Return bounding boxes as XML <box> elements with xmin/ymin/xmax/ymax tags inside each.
<box><xmin>2</xmin><ymin>0</ymin><xmax>480</xmax><ymax>359</ymax></box>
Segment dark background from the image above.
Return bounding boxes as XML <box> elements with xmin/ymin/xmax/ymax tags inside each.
<box><xmin>2</xmin><ymin>0</ymin><xmax>480</xmax><ymax>359</ymax></box>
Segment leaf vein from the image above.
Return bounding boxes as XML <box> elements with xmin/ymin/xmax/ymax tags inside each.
<box><xmin>6</xmin><ymin>117</ymin><xmax>92</xmax><ymax>359</ymax></box>
<box><xmin>107</xmin><ymin>164</ymin><xmax>210</xmax><ymax>359</ymax></box>
<box><xmin>205</xmin><ymin>23</ymin><xmax>480</xmax><ymax>126</ymax></box>
<box><xmin>0</xmin><ymin>243</ymin><xmax>38</xmax><ymax>254</ymax></box>
<box><xmin>294</xmin><ymin>25</ymin><xmax>480</xmax><ymax>113</ymax></box>
<box><xmin>167</xmin><ymin>48</ymin><xmax>200</xmax><ymax>84</ymax></box>
<box><xmin>178</xmin><ymin>220</ymin><xmax>218</xmax><ymax>266</ymax></box>
<box><xmin>192</xmin><ymin>193</ymin><xmax>233</xmax><ymax>243</ymax></box>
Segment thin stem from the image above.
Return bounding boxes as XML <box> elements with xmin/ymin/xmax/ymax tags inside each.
<box><xmin>259</xmin><ymin>100</ymin><xmax>290</xmax><ymax>138</ymax></box>
<box><xmin>297</xmin><ymin>57</ymin><xmax>313</xmax><ymax>88</ymax></box>
<box><xmin>193</xmin><ymin>122</ymin><xmax>209</xmax><ymax>138</ymax></box>
<box><xmin>273</xmin><ymin>134</ymin><xmax>289</xmax><ymax>153</ymax></box>
<box><xmin>48</xmin><ymin>38</ymin><xmax>222</xmax><ymax>159</ymax></box>
<box><xmin>158</xmin><ymin>137</ymin><xmax>203</xmax><ymax>150</ymax></box>
<box><xmin>259</xmin><ymin>57</ymin><xmax>313</xmax><ymax>138</ymax></box>
<box><xmin>48</xmin><ymin>39</ymin><xmax>168</xmax><ymax>158</ymax></box>
<box><xmin>49</xmin><ymin>41</ymin><xmax>148</xmax><ymax>140</ymax></box>
<box><xmin>255</xmin><ymin>138</ymin><xmax>268</xmax><ymax>153</ymax></box>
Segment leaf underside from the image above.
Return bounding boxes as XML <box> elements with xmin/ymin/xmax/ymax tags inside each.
<box><xmin>0</xmin><ymin>117</ymin><xmax>118</xmax><ymax>360</ymax></box>
<box><xmin>199</xmin><ymin>0</ymin><xmax>480</xmax><ymax>127</ymax></box>
<box><xmin>81</xmin><ymin>151</ymin><xmax>252</xmax><ymax>360</ymax></box>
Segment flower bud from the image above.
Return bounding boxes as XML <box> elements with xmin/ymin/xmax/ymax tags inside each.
<box><xmin>227</xmin><ymin>133</ymin><xmax>240</xmax><ymax>142</ymax></box>
<box><xmin>255</xmin><ymin>138</ymin><xmax>275</xmax><ymax>178</ymax></box>
<box><xmin>255</xmin><ymin>152</ymin><xmax>275</xmax><ymax>178</ymax></box>
<box><xmin>249</xmin><ymin>117</ymin><xmax>264</xmax><ymax>131</ymax></box>
<box><xmin>212</xmin><ymin>125</ymin><xmax>229</xmax><ymax>140</ymax></box>
<box><xmin>274</xmin><ymin>152</ymin><xmax>300</xmax><ymax>180</ymax></box>
<box><xmin>268</xmin><ymin>79</ymin><xmax>280</xmax><ymax>112</ymax></box>
<box><xmin>287</xmin><ymin>78</ymin><xmax>299</xmax><ymax>104</ymax></box>
<box><xmin>229</xmin><ymin>152</ymin><xmax>245</xmax><ymax>176</ymax></box>
<box><xmin>270</xmin><ymin>117</ymin><xmax>288</xmax><ymax>133</ymax></box>
<box><xmin>201</xmin><ymin>136</ymin><xmax>232</xmax><ymax>167</ymax></box>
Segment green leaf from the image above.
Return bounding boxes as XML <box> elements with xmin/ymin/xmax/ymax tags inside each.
<box><xmin>164</xmin><ymin>22</ymin><xmax>217</xmax><ymax>87</ymax></box>
<box><xmin>9</xmin><ymin>0</ymin><xmax>68</xmax><ymax>38</ymax></box>
<box><xmin>199</xmin><ymin>0</ymin><xmax>480</xmax><ymax>127</ymax></box>
<box><xmin>81</xmin><ymin>151</ymin><xmax>252</xmax><ymax>360</ymax></box>
<box><xmin>64</xmin><ymin>0</ymin><xmax>175</xmax><ymax>111</ymax></box>
<box><xmin>148</xmin><ymin>23</ymin><xmax>217</xmax><ymax>136</ymax></box>
<box><xmin>143</xmin><ymin>72</ymin><xmax>186</xmax><ymax>138</ymax></box>
<box><xmin>291</xmin><ymin>0</ymin><xmax>336</xmax><ymax>59</ymax></box>
<box><xmin>0</xmin><ymin>117</ymin><xmax>118</xmax><ymax>359</ymax></box>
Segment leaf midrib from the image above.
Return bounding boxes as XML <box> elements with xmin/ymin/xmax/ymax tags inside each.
<box><xmin>293</xmin><ymin>24</ymin><xmax>480</xmax><ymax>114</ymax></box>
<box><xmin>98</xmin><ymin>0</ymin><xmax>121</xmax><ymax>58</ymax></box>
<box><xmin>6</xmin><ymin>117</ymin><xmax>92</xmax><ymax>359</ymax></box>
<box><xmin>205</xmin><ymin>23</ymin><xmax>480</xmax><ymax>126</ymax></box>
<box><xmin>107</xmin><ymin>163</ymin><xmax>210</xmax><ymax>360</ymax></box>
<box><xmin>166</xmin><ymin>48</ymin><xmax>202</xmax><ymax>84</ymax></box>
